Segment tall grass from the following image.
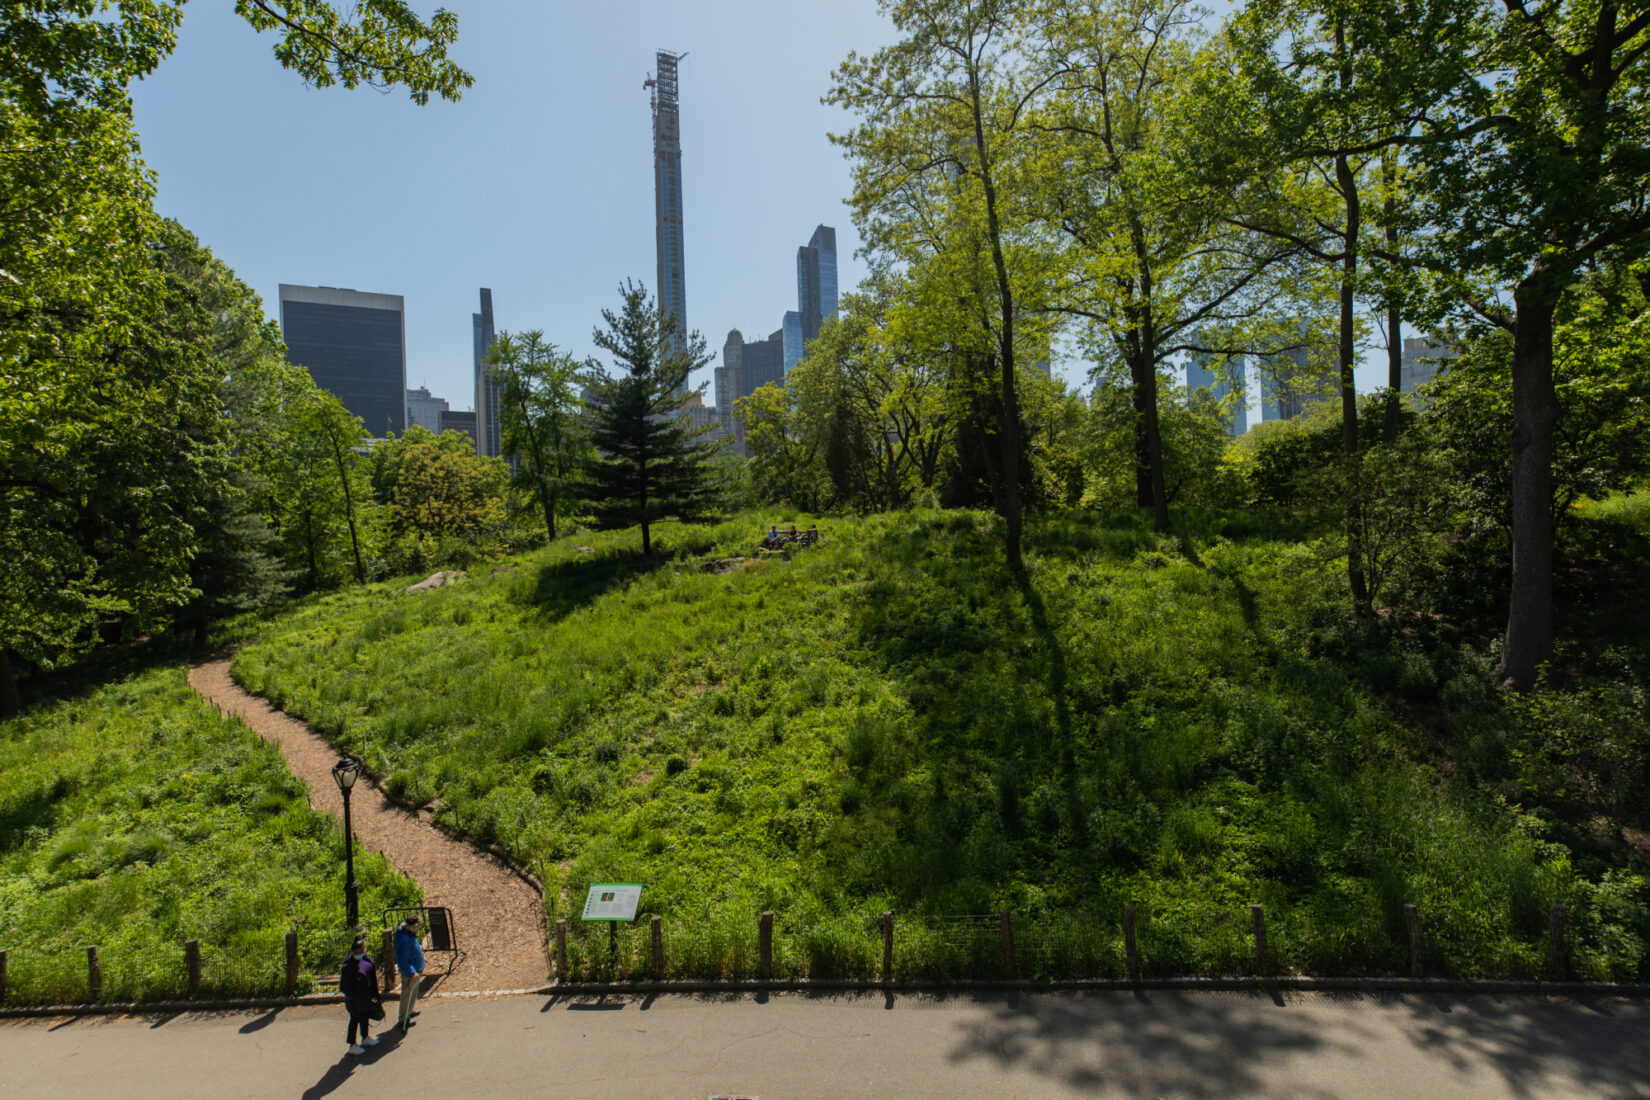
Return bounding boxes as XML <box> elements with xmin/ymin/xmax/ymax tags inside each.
<box><xmin>229</xmin><ymin>508</ymin><xmax>1650</xmax><ymax>982</ymax></box>
<box><xmin>0</xmin><ymin>663</ymin><xmax>419</xmax><ymax>1004</ymax></box>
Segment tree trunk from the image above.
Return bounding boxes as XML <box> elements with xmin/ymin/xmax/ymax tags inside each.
<box><xmin>1335</xmin><ymin>145</ymin><xmax>1371</xmax><ymax>617</ymax></box>
<box><xmin>0</xmin><ymin>649</ymin><xmax>20</xmax><ymax>718</ymax></box>
<box><xmin>1499</xmin><ymin>279</ymin><xmax>1560</xmax><ymax>691</ymax></box>
<box><xmin>327</xmin><ymin>433</ymin><xmax>365</xmax><ymax>585</ymax></box>
<box><xmin>1129</xmin><ymin>216</ymin><xmax>1171</xmax><ymax>534</ymax></box>
<box><xmin>1383</xmin><ymin>147</ymin><xmax>1404</xmax><ymax>443</ymax></box>
<box><xmin>969</xmin><ymin>69</ymin><xmax>1021</xmax><ymax>568</ymax></box>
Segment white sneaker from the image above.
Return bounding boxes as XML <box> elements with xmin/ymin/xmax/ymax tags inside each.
<box><xmin>362</xmin><ymin>1037</ymin><xmax>381</xmax><ymax>1047</ymax></box>
<box><xmin>348</xmin><ymin>1044</ymin><xmax>366</xmax><ymax>1055</ymax></box>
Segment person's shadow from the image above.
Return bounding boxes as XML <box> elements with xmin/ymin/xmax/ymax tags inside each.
<box><xmin>301</xmin><ymin>1023</ymin><xmax>406</xmax><ymax>1099</ymax></box>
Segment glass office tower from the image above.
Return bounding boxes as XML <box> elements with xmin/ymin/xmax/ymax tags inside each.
<box><xmin>796</xmin><ymin>224</ymin><xmax>838</xmax><ymax>344</ymax></box>
<box><xmin>279</xmin><ymin>284</ymin><xmax>406</xmax><ymax>437</ymax></box>
<box><xmin>473</xmin><ymin>288</ymin><xmax>501</xmax><ymax>459</ymax></box>
<box><xmin>1186</xmin><ymin>354</ymin><xmax>1248</xmax><ymax>437</ymax></box>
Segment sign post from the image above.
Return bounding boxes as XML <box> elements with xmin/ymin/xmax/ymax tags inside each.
<box><xmin>582</xmin><ymin>884</ymin><xmax>643</xmax><ymax>978</ymax></box>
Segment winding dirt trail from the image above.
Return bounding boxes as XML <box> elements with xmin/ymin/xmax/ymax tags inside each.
<box><xmin>188</xmin><ymin>657</ymin><xmax>549</xmax><ymax>992</ymax></box>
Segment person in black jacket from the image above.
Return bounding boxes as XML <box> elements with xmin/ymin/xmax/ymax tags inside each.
<box><xmin>340</xmin><ymin>937</ymin><xmax>381</xmax><ymax>1055</ymax></box>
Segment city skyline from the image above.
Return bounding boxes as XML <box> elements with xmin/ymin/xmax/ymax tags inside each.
<box><xmin>128</xmin><ymin>2</ymin><xmax>900</xmax><ymax>412</ymax></box>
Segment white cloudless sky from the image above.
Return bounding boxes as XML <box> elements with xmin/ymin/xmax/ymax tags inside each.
<box><xmin>130</xmin><ymin>0</ymin><xmax>1389</xmax><ymax>417</ymax></box>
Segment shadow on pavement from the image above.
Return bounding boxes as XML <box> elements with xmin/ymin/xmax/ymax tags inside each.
<box><xmin>301</xmin><ymin>1023</ymin><xmax>405</xmax><ymax>1100</ymax></box>
<box><xmin>944</xmin><ymin>990</ymin><xmax>1650</xmax><ymax>1099</ymax></box>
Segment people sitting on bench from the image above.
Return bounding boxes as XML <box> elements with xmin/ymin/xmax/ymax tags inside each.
<box><xmin>761</xmin><ymin>524</ymin><xmax>821</xmax><ymax>551</ymax></box>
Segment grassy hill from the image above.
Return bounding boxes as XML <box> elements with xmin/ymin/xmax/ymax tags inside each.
<box><xmin>0</xmin><ymin>660</ymin><xmax>418</xmax><ymax>1003</ymax></box>
<box><xmin>231</xmin><ymin>506</ymin><xmax>1650</xmax><ymax>982</ymax></box>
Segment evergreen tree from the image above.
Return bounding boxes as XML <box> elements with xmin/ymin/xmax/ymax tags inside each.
<box><xmin>583</xmin><ymin>282</ymin><xmax>716</xmax><ymax>555</ymax></box>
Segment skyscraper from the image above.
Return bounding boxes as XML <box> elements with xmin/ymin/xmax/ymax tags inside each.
<box><xmin>1260</xmin><ymin>345</ymin><xmax>1337</xmax><ymax>422</ymax></box>
<box><xmin>279</xmin><ymin>284</ymin><xmax>407</xmax><ymax>437</ymax></box>
<box><xmin>796</xmin><ymin>224</ymin><xmax>838</xmax><ymax>344</ymax></box>
<box><xmin>406</xmin><ymin>385</ymin><xmax>449</xmax><ymax>434</ymax></box>
<box><xmin>1401</xmin><ymin>335</ymin><xmax>1459</xmax><ymax>394</ymax></box>
<box><xmin>1186</xmin><ymin>354</ymin><xmax>1248</xmax><ymax>437</ymax></box>
<box><xmin>649</xmin><ymin>50</ymin><xmax>687</xmax><ymax>354</ymax></box>
<box><xmin>473</xmin><ymin>288</ymin><xmax>501</xmax><ymax>460</ymax></box>
<box><xmin>718</xmin><ymin>327</ymin><xmax>788</xmax><ymax>455</ymax></box>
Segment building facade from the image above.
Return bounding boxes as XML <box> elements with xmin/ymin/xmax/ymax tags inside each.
<box><xmin>1260</xmin><ymin>344</ymin><xmax>1337</xmax><ymax>422</ymax></box>
<box><xmin>796</xmin><ymin>224</ymin><xmax>838</xmax><ymax>346</ymax></box>
<box><xmin>1401</xmin><ymin>335</ymin><xmax>1459</xmax><ymax>395</ymax></box>
<box><xmin>473</xmin><ymin>288</ymin><xmax>501</xmax><ymax>460</ymax></box>
<box><xmin>651</xmin><ymin>50</ymin><xmax>687</xmax><ymax>357</ymax></box>
<box><xmin>279</xmin><ymin>284</ymin><xmax>407</xmax><ymax>437</ymax></box>
<box><xmin>406</xmin><ymin>385</ymin><xmax>449</xmax><ymax>434</ymax></box>
<box><xmin>1186</xmin><ymin>355</ymin><xmax>1248</xmax><ymax>437</ymax></box>
<box><xmin>717</xmin><ymin>327</ymin><xmax>789</xmax><ymax>454</ymax></box>
<box><xmin>440</xmin><ymin>409</ymin><xmax>477</xmax><ymax>442</ymax></box>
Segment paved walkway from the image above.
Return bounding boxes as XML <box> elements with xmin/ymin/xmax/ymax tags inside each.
<box><xmin>4</xmin><ymin>990</ymin><xmax>1647</xmax><ymax>1099</ymax></box>
<box><xmin>188</xmin><ymin>657</ymin><xmax>548</xmax><ymax>991</ymax></box>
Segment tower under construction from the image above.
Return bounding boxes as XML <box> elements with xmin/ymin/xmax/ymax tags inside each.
<box><xmin>648</xmin><ymin>50</ymin><xmax>687</xmax><ymax>357</ymax></box>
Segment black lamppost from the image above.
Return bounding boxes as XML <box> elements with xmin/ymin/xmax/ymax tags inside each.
<box><xmin>331</xmin><ymin>755</ymin><xmax>361</xmax><ymax>927</ymax></box>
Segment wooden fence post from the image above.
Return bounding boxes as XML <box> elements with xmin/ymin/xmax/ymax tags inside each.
<box><xmin>1250</xmin><ymin>905</ymin><xmax>1267</xmax><ymax>976</ymax></box>
<box><xmin>882</xmin><ymin>911</ymin><xmax>894</xmax><ymax>985</ymax></box>
<box><xmin>184</xmin><ymin>939</ymin><xmax>201</xmax><ymax>995</ymax></box>
<box><xmin>381</xmin><ymin>929</ymin><xmax>396</xmax><ymax>993</ymax></box>
<box><xmin>1123</xmin><ymin>905</ymin><xmax>1139</xmax><ymax>983</ymax></box>
<box><xmin>651</xmin><ymin>915</ymin><xmax>664</xmax><ymax>979</ymax></box>
<box><xmin>1549</xmin><ymin>904</ymin><xmax>1567</xmax><ymax>977</ymax></box>
<box><xmin>999</xmin><ymin>910</ymin><xmax>1015</xmax><ymax>979</ymax></box>
<box><xmin>284</xmin><ymin>931</ymin><xmax>299</xmax><ymax>995</ymax></box>
<box><xmin>86</xmin><ymin>946</ymin><xmax>101</xmax><ymax>1003</ymax></box>
<box><xmin>554</xmin><ymin>919</ymin><xmax>568</xmax><ymax>982</ymax></box>
<box><xmin>0</xmin><ymin>948</ymin><xmax>8</xmax><ymax>1004</ymax></box>
<box><xmin>1404</xmin><ymin>904</ymin><xmax>1423</xmax><ymax>978</ymax></box>
<box><xmin>759</xmin><ymin>911</ymin><xmax>774</xmax><ymax>981</ymax></box>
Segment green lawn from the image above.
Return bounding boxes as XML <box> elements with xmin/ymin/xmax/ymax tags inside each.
<box><xmin>227</xmin><ymin>507</ymin><xmax>1648</xmax><ymax>982</ymax></box>
<box><xmin>0</xmin><ymin>661</ymin><xmax>418</xmax><ymax>1003</ymax></box>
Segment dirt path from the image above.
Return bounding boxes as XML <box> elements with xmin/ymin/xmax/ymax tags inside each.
<box><xmin>188</xmin><ymin>657</ymin><xmax>548</xmax><ymax>992</ymax></box>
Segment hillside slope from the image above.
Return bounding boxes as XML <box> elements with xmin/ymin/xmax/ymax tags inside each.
<box><xmin>233</xmin><ymin>509</ymin><xmax>1650</xmax><ymax>980</ymax></box>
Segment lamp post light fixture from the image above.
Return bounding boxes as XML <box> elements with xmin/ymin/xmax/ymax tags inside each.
<box><xmin>331</xmin><ymin>755</ymin><xmax>361</xmax><ymax>928</ymax></box>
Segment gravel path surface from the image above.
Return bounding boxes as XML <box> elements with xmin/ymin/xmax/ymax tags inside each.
<box><xmin>188</xmin><ymin>657</ymin><xmax>549</xmax><ymax>992</ymax></box>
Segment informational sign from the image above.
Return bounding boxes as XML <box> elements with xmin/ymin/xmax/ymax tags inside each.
<box><xmin>581</xmin><ymin>883</ymin><xmax>643</xmax><ymax>921</ymax></box>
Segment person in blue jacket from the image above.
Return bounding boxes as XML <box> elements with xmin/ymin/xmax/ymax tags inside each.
<box><xmin>394</xmin><ymin>913</ymin><xmax>426</xmax><ymax>1031</ymax></box>
<box><xmin>340</xmin><ymin>937</ymin><xmax>381</xmax><ymax>1055</ymax></box>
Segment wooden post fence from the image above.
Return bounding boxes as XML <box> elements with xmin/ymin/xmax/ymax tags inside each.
<box><xmin>651</xmin><ymin>915</ymin><xmax>664</xmax><ymax>979</ymax></box>
<box><xmin>284</xmin><ymin>931</ymin><xmax>299</xmax><ymax>994</ymax></box>
<box><xmin>1250</xmin><ymin>905</ymin><xmax>1268</xmax><ymax>976</ymax></box>
<box><xmin>1123</xmin><ymin>905</ymin><xmax>1140</xmax><ymax>983</ymax></box>
<box><xmin>381</xmin><ymin>929</ymin><xmax>396</xmax><ymax>993</ymax></box>
<box><xmin>882</xmin><ymin>911</ymin><xmax>894</xmax><ymax>985</ymax></box>
<box><xmin>1404</xmin><ymin>904</ymin><xmax>1423</xmax><ymax>977</ymax></box>
<box><xmin>184</xmin><ymin>939</ymin><xmax>201</xmax><ymax>995</ymax></box>
<box><xmin>759</xmin><ymin>911</ymin><xmax>774</xmax><ymax>981</ymax></box>
<box><xmin>554</xmin><ymin>919</ymin><xmax>568</xmax><ymax>982</ymax></box>
<box><xmin>86</xmin><ymin>946</ymin><xmax>101</xmax><ymax>1003</ymax></box>
<box><xmin>999</xmin><ymin>910</ymin><xmax>1015</xmax><ymax>979</ymax></box>
<box><xmin>1549</xmin><ymin>904</ymin><xmax>1567</xmax><ymax>977</ymax></box>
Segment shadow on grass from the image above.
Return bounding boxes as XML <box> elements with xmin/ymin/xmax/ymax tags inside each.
<box><xmin>519</xmin><ymin>549</ymin><xmax>670</xmax><ymax>623</ymax></box>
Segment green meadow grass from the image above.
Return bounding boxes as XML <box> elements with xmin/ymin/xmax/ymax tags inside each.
<box><xmin>0</xmin><ymin>661</ymin><xmax>418</xmax><ymax>1003</ymax></box>
<box><xmin>232</xmin><ymin>508</ymin><xmax>1649</xmax><ymax>982</ymax></box>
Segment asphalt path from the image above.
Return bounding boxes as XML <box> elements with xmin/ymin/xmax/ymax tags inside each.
<box><xmin>3</xmin><ymin>989</ymin><xmax>1647</xmax><ymax>1099</ymax></box>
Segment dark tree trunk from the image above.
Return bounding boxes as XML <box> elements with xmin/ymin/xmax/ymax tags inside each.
<box><xmin>1128</xmin><ymin>216</ymin><xmax>1171</xmax><ymax>534</ymax></box>
<box><xmin>1499</xmin><ymin>277</ymin><xmax>1560</xmax><ymax>691</ymax></box>
<box><xmin>1383</xmin><ymin>147</ymin><xmax>1404</xmax><ymax>442</ymax></box>
<box><xmin>0</xmin><ymin>649</ymin><xmax>20</xmax><ymax>718</ymax></box>
<box><xmin>969</xmin><ymin>69</ymin><xmax>1021</xmax><ymax>568</ymax></box>
<box><xmin>1333</xmin><ymin>51</ymin><xmax>1372</xmax><ymax>616</ymax></box>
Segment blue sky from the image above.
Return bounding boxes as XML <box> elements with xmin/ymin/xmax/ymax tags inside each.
<box><xmin>130</xmin><ymin>0</ymin><xmax>899</xmax><ymax>407</ymax></box>
<box><xmin>129</xmin><ymin>0</ymin><xmax>1390</xmax><ymax>416</ymax></box>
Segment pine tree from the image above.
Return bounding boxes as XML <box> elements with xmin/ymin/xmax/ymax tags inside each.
<box><xmin>583</xmin><ymin>282</ymin><xmax>717</xmax><ymax>555</ymax></box>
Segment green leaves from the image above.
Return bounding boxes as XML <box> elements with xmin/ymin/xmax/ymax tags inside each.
<box><xmin>231</xmin><ymin>0</ymin><xmax>473</xmax><ymax>104</ymax></box>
